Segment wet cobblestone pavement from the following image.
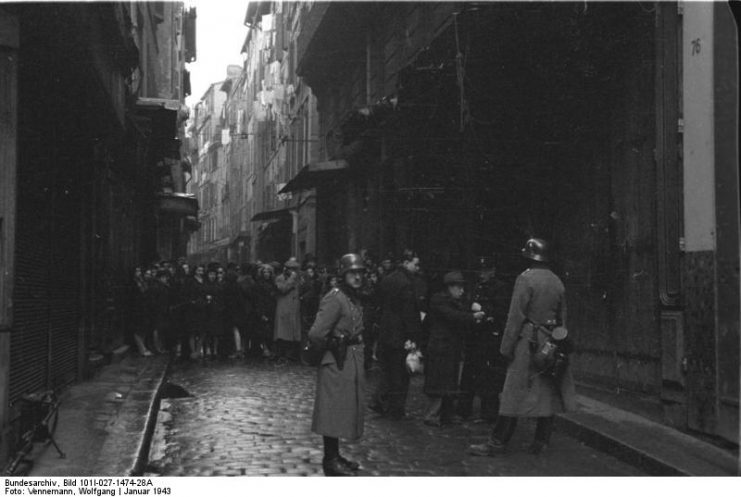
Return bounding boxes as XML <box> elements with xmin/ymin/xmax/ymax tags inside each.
<box><xmin>148</xmin><ymin>358</ymin><xmax>646</xmax><ymax>476</ymax></box>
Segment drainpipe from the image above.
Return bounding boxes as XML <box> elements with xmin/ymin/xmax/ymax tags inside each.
<box><xmin>291</xmin><ymin>209</ymin><xmax>299</xmax><ymax>259</ymax></box>
<box><xmin>366</xmin><ymin>29</ymin><xmax>372</xmax><ymax>106</ymax></box>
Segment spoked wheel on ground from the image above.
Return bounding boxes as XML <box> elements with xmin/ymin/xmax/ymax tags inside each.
<box><xmin>2</xmin><ymin>390</ymin><xmax>64</xmax><ymax>476</ymax></box>
<box><xmin>36</xmin><ymin>391</ymin><xmax>60</xmax><ymax>443</ymax></box>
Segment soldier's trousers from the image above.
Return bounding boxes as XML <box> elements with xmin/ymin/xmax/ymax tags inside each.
<box><xmin>491</xmin><ymin>415</ymin><xmax>554</xmax><ymax>445</ymax></box>
<box><xmin>457</xmin><ymin>361</ymin><xmax>501</xmax><ymax>421</ymax></box>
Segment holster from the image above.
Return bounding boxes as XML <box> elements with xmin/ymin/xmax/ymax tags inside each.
<box><xmin>327</xmin><ymin>332</ymin><xmax>349</xmax><ymax>371</ymax></box>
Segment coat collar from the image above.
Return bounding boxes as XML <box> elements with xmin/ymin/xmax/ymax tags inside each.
<box><xmin>338</xmin><ymin>283</ymin><xmax>361</xmax><ymax>304</ymax></box>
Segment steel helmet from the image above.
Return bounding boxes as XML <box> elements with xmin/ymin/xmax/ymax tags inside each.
<box><xmin>339</xmin><ymin>253</ymin><xmax>365</xmax><ymax>275</ymax></box>
<box><xmin>522</xmin><ymin>238</ymin><xmax>550</xmax><ymax>262</ymax></box>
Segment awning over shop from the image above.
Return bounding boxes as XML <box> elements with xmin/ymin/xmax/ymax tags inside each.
<box><xmin>279</xmin><ymin>160</ymin><xmax>349</xmax><ymax>194</ymax></box>
<box><xmin>135</xmin><ymin>98</ymin><xmax>189</xmax><ymax>134</ymax></box>
<box><xmin>230</xmin><ymin>231</ymin><xmax>252</xmax><ymax>245</ymax></box>
<box><xmin>250</xmin><ymin>208</ymin><xmax>291</xmax><ymax>222</ymax></box>
<box><xmin>212</xmin><ymin>237</ymin><xmax>231</xmax><ymax>248</ymax></box>
<box><xmin>136</xmin><ymin>97</ymin><xmax>182</xmax><ymax>112</ymax></box>
<box><xmin>157</xmin><ymin>192</ymin><xmax>198</xmax><ymax>217</ymax></box>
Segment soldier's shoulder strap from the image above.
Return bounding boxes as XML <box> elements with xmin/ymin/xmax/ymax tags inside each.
<box><xmin>322</xmin><ymin>287</ymin><xmax>339</xmax><ymax>300</ymax></box>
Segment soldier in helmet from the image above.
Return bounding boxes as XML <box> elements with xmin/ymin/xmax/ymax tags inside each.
<box><xmin>468</xmin><ymin>238</ymin><xmax>577</xmax><ymax>456</ymax></box>
<box><xmin>309</xmin><ymin>253</ymin><xmax>366</xmax><ymax>476</ymax></box>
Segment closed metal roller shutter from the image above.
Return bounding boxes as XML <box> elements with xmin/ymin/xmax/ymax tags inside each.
<box><xmin>49</xmin><ymin>305</ymin><xmax>79</xmax><ymax>390</ymax></box>
<box><xmin>47</xmin><ymin>193</ymin><xmax>81</xmax><ymax>390</ymax></box>
<box><xmin>10</xmin><ymin>219</ymin><xmax>51</xmax><ymax>400</ymax></box>
<box><xmin>10</xmin><ymin>186</ymin><xmax>80</xmax><ymax>400</ymax></box>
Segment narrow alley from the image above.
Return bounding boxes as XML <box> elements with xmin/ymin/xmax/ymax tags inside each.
<box><xmin>1</xmin><ymin>1</ymin><xmax>739</xmax><ymax>485</ymax></box>
<box><xmin>147</xmin><ymin>359</ymin><xmax>644</xmax><ymax>477</ymax></box>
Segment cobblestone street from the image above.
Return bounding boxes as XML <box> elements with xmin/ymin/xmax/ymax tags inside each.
<box><xmin>148</xmin><ymin>359</ymin><xmax>646</xmax><ymax>476</ymax></box>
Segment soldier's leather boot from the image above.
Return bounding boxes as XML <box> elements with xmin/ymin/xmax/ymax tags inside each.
<box><xmin>323</xmin><ymin>457</ymin><xmax>356</xmax><ymax>476</ymax></box>
<box><xmin>338</xmin><ymin>454</ymin><xmax>360</xmax><ymax>471</ymax></box>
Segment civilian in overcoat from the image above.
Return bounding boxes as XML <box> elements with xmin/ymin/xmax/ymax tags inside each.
<box><xmin>423</xmin><ymin>271</ymin><xmax>484</xmax><ymax>426</ymax></box>
<box><xmin>274</xmin><ymin>259</ymin><xmax>302</xmax><ymax>359</ymax></box>
<box><xmin>254</xmin><ymin>264</ymin><xmax>277</xmax><ymax>348</ymax></box>
<box><xmin>203</xmin><ymin>267</ymin><xmax>225</xmax><ymax>358</ymax></box>
<box><xmin>237</xmin><ymin>263</ymin><xmax>259</xmax><ymax>355</ymax></box>
<box><xmin>131</xmin><ymin>267</ymin><xmax>152</xmax><ymax>356</ymax></box>
<box><xmin>148</xmin><ymin>270</ymin><xmax>172</xmax><ymax>353</ymax></box>
<box><xmin>274</xmin><ymin>260</ymin><xmax>302</xmax><ymax>340</ymax></box>
<box><xmin>224</xmin><ymin>268</ymin><xmax>249</xmax><ymax>358</ymax></box>
<box><xmin>372</xmin><ymin>252</ymin><xmax>422</xmax><ymax>419</ymax></box>
<box><xmin>169</xmin><ymin>264</ymin><xmax>191</xmax><ymax>359</ymax></box>
<box><xmin>185</xmin><ymin>265</ymin><xmax>208</xmax><ymax>359</ymax></box>
<box><xmin>299</xmin><ymin>265</ymin><xmax>322</xmax><ymax>337</ymax></box>
<box><xmin>309</xmin><ymin>253</ymin><xmax>366</xmax><ymax>476</ymax></box>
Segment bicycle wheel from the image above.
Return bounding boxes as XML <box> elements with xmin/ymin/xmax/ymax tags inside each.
<box><xmin>2</xmin><ymin>440</ymin><xmax>33</xmax><ymax>477</ymax></box>
<box><xmin>42</xmin><ymin>393</ymin><xmax>59</xmax><ymax>439</ymax></box>
<box><xmin>14</xmin><ymin>458</ymin><xmax>33</xmax><ymax>476</ymax></box>
<box><xmin>45</xmin><ymin>406</ymin><xmax>59</xmax><ymax>439</ymax></box>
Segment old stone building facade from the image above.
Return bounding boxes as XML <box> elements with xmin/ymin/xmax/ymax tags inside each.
<box><xmin>182</xmin><ymin>1</ymin><xmax>738</xmax><ymax>445</ymax></box>
<box><xmin>293</xmin><ymin>1</ymin><xmax>739</xmax><ymax>444</ymax></box>
<box><xmin>0</xmin><ymin>2</ymin><xmax>197</xmax><ymax>461</ymax></box>
<box><xmin>191</xmin><ymin>1</ymin><xmax>738</xmax><ymax>446</ymax></box>
<box><xmin>188</xmin><ymin>2</ymin><xmax>319</xmax><ymax>265</ymax></box>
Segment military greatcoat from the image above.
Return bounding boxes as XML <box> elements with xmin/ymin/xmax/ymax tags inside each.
<box><xmin>310</xmin><ymin>286</ymin><xmax>365</xmax><ymax>440</ymax></box>
<box><xmin>498</xmin><ymin>267</ymin><xmax>577</xmax><ymax>417</ymax></box>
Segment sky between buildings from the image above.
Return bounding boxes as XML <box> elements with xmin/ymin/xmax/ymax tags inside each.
<box><xmin>185</xmin><ymin>0</ymin><xmax>248</xmax><ymax>108</ymax></box>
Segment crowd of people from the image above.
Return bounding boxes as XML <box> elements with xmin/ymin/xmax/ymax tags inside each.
<box><xmin>128</xmin><ymin>253</ymin><xmax>396</xmax><ymax>365</ymax></box>
<box><xmin>129</xmin><ymin>240</ymin><xmax>575</xmax><ymax>476</ymax></box>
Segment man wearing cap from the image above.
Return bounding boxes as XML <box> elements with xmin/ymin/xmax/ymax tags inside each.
<box><xmin>274</xmin><ymin>258</ymin><xmax>302</xmax><ymax>360</ymax></box>
<box><xmin>469</xmin><ymin>238</ymin><xmax>576</xmax><ymax>456</ymax></box>
<box><xmin>457</xmin><ymin>259</ymin><xmax>510</xmax><ymax>422</ymax></box>
<box><xmin>423</xmin><ymin>271</ymin><xmax>485</xmax><ymax>426</ymax></box>
<box><xmin>309</xmin><ymin>253</ymin><xmax>366</xmax><ymax>476</ymax></box>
